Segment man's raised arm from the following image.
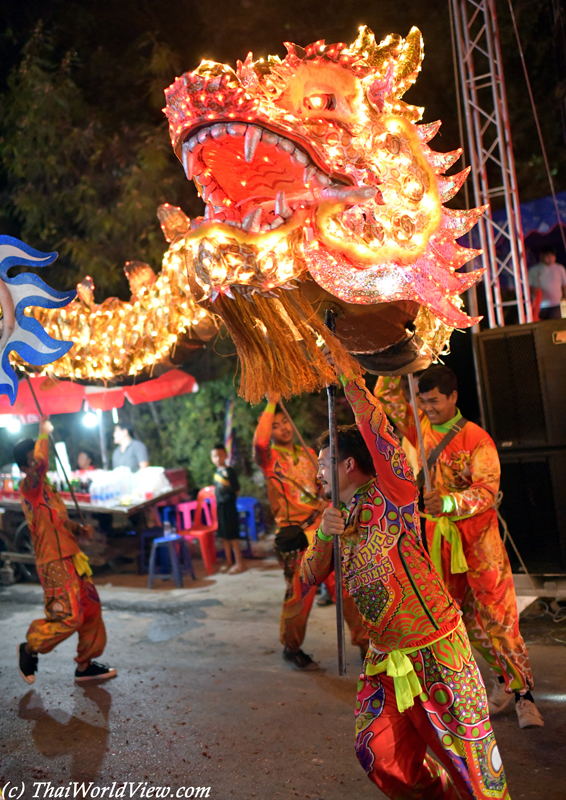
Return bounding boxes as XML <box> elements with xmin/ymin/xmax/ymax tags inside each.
<box><xmin>342</xmin><ymin>375</ymin><xmax>417</xmax><ymax>507</ymax></box>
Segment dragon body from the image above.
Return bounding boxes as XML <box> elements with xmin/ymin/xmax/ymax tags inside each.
<box><xmin>30</xmin><ymin>26</ymin><xmax>485</xmax><ymax>400</ymax></box>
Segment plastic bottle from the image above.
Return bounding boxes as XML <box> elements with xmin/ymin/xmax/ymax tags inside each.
<box><xmin>11</xmin><ymin>463</ymin><xmax>20</xmax><ymax>491</ymax></box>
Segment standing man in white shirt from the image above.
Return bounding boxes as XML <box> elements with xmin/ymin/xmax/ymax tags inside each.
<box><xmin>528</xmin><ymin>247</ymin><xmax>566</xmax><ymax>320</ymax></box>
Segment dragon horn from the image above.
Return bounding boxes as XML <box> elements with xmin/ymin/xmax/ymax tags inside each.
<box><xmin>391</xmin><ymin>27</ymin><xmax>424</xmax><ymax>97</ymax></box>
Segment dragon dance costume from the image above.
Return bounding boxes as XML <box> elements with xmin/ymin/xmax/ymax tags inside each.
<box><xmin>21</xmin><ymin>435</ymin><xmax>106</xmax><ymax>665</ymax></box>
<box><xmin>301</xmin><ymin>378</ymin><xmax>510</xmax><ymax>799</ymax></box>
<box><xmin>376</xmin><ymin>376</ymin><xmax>533</xmax><ymax>696</ymax></box>
<box><xmin>253</xmin><ymin>403</ymin><xmax>368</xmax><ymax>653</ymax></box>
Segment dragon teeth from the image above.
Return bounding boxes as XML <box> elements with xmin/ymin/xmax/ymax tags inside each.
<box><xmin>182</xmin><ymin>143</ymin><xmax>194</xmax><ymax>180</ymax></box>
<box><xmin>244</xmin><ymin>126</ymin><xmax>262</xmax><ymax>163</ymax></box>
<box><xmin>242</xmin><ymin>207</ymin><xmax>263</xmax><ymax>232</ymax></box>
<box><xmin>276</xmin><ymin>138</ymin><xmax>295</xmax><ymax>155</ymax></box>
<box><xmin>313</xmin><ymin>172</ymin><xmax>330</xmax><ymax>188</ymax></box>
<box><xmin>210</xmin><ymin>124</ymin><xmax>227</xmax><ymax>140</ymax></box>
<box><xmin>270</xmin><ymin>215</ymin><xmax>285</xmax><ymax>229</ymax></box>
<box><xmin>291</xmin><ymin>150</ymin><xmax>308</xmax><ymax>167</ymax></box>
<box><xmin>303</xmin><ymin>165</ymin><xmax>316</xmax><ymax>184</ymax></box>
<box><xmin>197</xmin><ymin>128</ymin><xmax>211</xmax><ymax>144</ymax></box>
<box><xmin>186</xmin><ymin>135</ymin><xmax>199</xmax><ymax>152</ymax></box>
<box><xmin>275</xmin><ymin>191</ymin><xmax>292</xmax><ymax>219</ymax></box>
<box><xmin>262</xmin><ymin>132</ymin><xmax>278</xmax><ymax>146</ymax></box>
<box><xmin>227</xmin><ymin>122</ymin><xmax>247</xmax><ymax>137</ymax></box>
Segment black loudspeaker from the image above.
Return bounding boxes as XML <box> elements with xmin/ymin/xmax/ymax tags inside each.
<box><xmin>474</xmin><ymin>319</ymin><xmax>566</xmax><ymax>449</ymax></box>
<box><xmin>498</xmin><ymin>448</ymin><xmax>566</xmax><ymax>574</ymax></box>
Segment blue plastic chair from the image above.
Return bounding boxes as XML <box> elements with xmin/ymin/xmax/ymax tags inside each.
<box><xmin>236</xmin><ymin>497</ymin><xmax>266</xmax><ymax>542</ymax></box>
<box><xmin>148</xmin><ymin>534</ymin><xmax>196</xmax><ymax>588</ymax></box>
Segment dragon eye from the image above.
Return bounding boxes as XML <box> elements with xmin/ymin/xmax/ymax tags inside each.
<box><xmin>304</xmin><ymin>93</ymin><xmax>336</xmax><ymax>112</ymax></box>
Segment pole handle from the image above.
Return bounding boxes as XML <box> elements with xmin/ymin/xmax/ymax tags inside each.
<box><xmin>24</xmin><ymin>375</ymin><xmax>87</xmax><ymax>525</ymax></box>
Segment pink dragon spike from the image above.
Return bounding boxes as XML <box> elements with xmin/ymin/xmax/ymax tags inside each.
<box><xmin>422</xmin><ymin>147</ymin><xmax>463</xmax><ymax>175</ymax></box>
<box><xmin>415</xmin><ymin>120</ymin><xmax>442</xmax><ymax>142</ymax></box>
<box><xmin>440</xmin><ymin>206</ymin><xmax>488</xmax><ymax>238</ymax></box>
<box><xmin>430</xmin><ymin>237</ymin><xmax>483</xmax><ymax>270</ymax></box>
<box><xmin>454</xmin><ymin>267</ymin><xmax>486</xmax><ymax>293</ymax></box>
<box><xmin>411</xmin><ymin>269</ymin><xmax>481</xmax><ymax>328</ymax></box>
<box><xmin>437</xmin><ymin>167</ymin><xmax>471</xmax><ymax>203</ymax></box>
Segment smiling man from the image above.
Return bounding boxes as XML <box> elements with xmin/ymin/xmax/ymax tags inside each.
<box><xmin>301</xmin><ymin>370</ymin><xmax>510</xmax><ymax>799</ymax></box>
<box><xmin>376</xmin><ymin>365</ymin><xmax>543</xmax><ymax>730</ymax></box>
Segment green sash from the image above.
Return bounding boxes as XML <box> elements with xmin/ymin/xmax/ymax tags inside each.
<box><xmin>421</xmin><ymin>513</ymin><xmax>471</xmax><ymax>580</ymax></box>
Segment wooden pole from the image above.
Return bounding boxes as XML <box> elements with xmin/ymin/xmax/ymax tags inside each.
<box><xmin>408</xmin><ymin>374</ymin><xmax>432</xmax><ymax>494</ymax></box>
<box><xmin>325</xmin><ymin>310</ymin><xmax>346</xmax><ymax>676</ymax></box>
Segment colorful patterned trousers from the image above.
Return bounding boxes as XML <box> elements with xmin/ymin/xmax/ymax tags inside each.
<box><xmin>355</xmin><ymin>623</ymin><xmax>510</xmax><ymax>799</ymax></box>
<box><xmin>279</xmin><ymin>550</ymin><xmax>368</xmax><ymax>651</ymax></box>
<box><xmin>426</xmin><ymin>511</ymin><xmax>533</xmax><ymax>693</ymax></box>
<box><xmin>27</xmin><ymin>557</ymin><xmax>107</xmax><ymax>666</ymax></box>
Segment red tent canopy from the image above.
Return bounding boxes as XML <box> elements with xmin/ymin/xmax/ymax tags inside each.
<box><xmin>0</xmin><ymin>370</ymin><xmax>197</xmax><ymax>417</ymax></box>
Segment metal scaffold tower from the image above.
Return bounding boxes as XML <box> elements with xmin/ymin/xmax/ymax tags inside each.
<box><xmin>450</xmin><ymin>0</ymin><xmax>532</xmax><ymax>327</ymax></box>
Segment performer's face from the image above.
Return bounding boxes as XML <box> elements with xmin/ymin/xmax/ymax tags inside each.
<box><xmin>317</xmin><ymin>447</ymin><xmax>333</xmax><ymax>499</ymax></box>
<box><xmin>418</xmin><ymin>387</ymin><xmax>458</xmax><ymax>425</ymax></box>
<box><xmin>271</xmin><ymin>412</ymin><xmax>293</xmax><ymax>446</ymax></box>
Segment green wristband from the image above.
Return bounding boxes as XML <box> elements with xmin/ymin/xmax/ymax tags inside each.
<box><xmin>442</xmin><ymin>494</ymin><xmax>457</xmax><ymax>514</ymax></box>
<box><xmin>317</xmin><ymin>528</ymin><xmax>334</xmax><ymax>543</ymax></box>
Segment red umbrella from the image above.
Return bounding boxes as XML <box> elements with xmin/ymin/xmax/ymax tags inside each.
<box><xmin>0</xmin><ymin>370</ymin><xmax>197</xmax><ymax>417</ymax></box>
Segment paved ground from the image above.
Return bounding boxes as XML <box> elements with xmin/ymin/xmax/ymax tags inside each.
<box><xmin>1</xmin><ymin>559</ymin><xmax>565</xmax><ymax>800</ymax></box>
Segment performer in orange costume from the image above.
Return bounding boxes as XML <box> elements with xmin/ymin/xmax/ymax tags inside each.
<box><xmin>254</xmin><ymin>399</ymin><xmax>368</xmax><ymax>670</ymax></box>
<box><xmin>301</xmin><ymin>371</ymin><xmax>511</xmax><ymax>800</ymax></box>
<box><xmin>15</xmin><ymin>419</ymin><xmax>117</xmax><ymax>685</ymax></box>
<box><xmin>376</xmin><ymin>366</ymin><xmax>543</xmax><ymax>729</ymax></box>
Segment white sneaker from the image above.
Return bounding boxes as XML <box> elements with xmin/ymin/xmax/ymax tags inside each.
<box><xmin>516</xmin><ymin>697</ymin><xmax>544</xmax><ymax>728</ymax></box>
<box><xmin>487</xmin><ymin>680</ymin><xmax>513</xmax><ymax>714</ymax></box>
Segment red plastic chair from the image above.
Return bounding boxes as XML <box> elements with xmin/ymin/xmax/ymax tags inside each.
<box><xmin>179</xmin><ymin>486</ymin><xmax>218</xmax><ymax>574</ymax></box>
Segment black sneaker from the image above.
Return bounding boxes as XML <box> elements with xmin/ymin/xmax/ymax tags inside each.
<box><xmin>75</xmin><ymin>661</ymin><xmax>117</xmax><ymax>682</ymax></box>
<box><xmin>282</xmin><ymin>647</ymin><xmax>320</xmax><ymax>671</ymax></box>
<box><xmin>18</xmin><ymin>643</ymin><xmax>38</xmax><ymax>684</ymax></box>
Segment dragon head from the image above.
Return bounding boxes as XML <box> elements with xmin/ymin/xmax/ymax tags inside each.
<box><xmin>165</xmin><ymin>25</ymin><xmax>483</xmax><ymax>316</ymax></box>
<box><xmin>163</xmin><ymin>26</ymin><xmax>484</xmax><ymax>400</ymax></box>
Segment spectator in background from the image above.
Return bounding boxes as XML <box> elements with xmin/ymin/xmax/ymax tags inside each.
<box><xmin>77</xmin><ymin>450</ymin><xmax>96</xmax><ymax>471</ymax></box>
<box><xmin>112</xmin><ymin>425</ymin><xmax>149</xmax><ymax>472</ymax></box>
<box><xmin>528</xmin><ymin>247</ymin><xmax>566</xmax><ymax>320</ymax></box>
<box><xmin>211</xmin><ymin>444</ymin><xmax>245</xmax><ymax>574</ymax></box>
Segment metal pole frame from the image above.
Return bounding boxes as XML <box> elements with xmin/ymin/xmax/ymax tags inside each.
<box><xmin>451</xmin><ymin>0</ymin><xmax>532</xmax><ymax>328</ymax></box>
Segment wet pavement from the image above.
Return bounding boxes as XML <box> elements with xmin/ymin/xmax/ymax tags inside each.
<box><xmin>1</xmin><ymin>560</ymin><xmax>565</xmax><ymax>800</ymax></box>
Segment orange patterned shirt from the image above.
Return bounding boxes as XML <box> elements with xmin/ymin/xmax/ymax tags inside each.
<box><xmin>253</xmin><ymin>403</ymin><xmax>326</xmax><ymax>530</ymax></box>
<box><xmin>301</xmin><ymin>378</ymin><xmax>461</xmax><ymax>653</ymax></box>
<box><xmin>375</xmin><ymin>376</ymin><xmax>500</xmax><ymax>517</ymax></box>
<box><xmin>20</xmin><ymin>435</ymin><xmax>81</xmax><ymax>567</ymax></box>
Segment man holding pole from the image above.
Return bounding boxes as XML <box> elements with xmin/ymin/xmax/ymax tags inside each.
<box><xmin>15</xmin><ymin>419</ymin><xmax>117</xmax><ymax>685</ymax></box>
<box><xmin>375</xmin><ymin>365</ymin><xmax>543</xmax><ymax>729</ymax></box>
<box><xmin>301</xmin><ymin>368</ymin><xmax>511</xmax><ymax>799</ymax></box>
<box><xmin>254</xmin><ymin>396</ymin><xmax>368</xmax><ymax>670</ymax></box>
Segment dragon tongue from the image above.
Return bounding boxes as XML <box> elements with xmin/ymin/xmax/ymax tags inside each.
<box><xmin>244</xmin><ymin>126</ymin><xmax>262</xmax><ymax>163</ymax></box>
<box><xmin>320</xmin><ymin>185</ymin><xmax>377</xmax><ymax>204</ymax></box>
